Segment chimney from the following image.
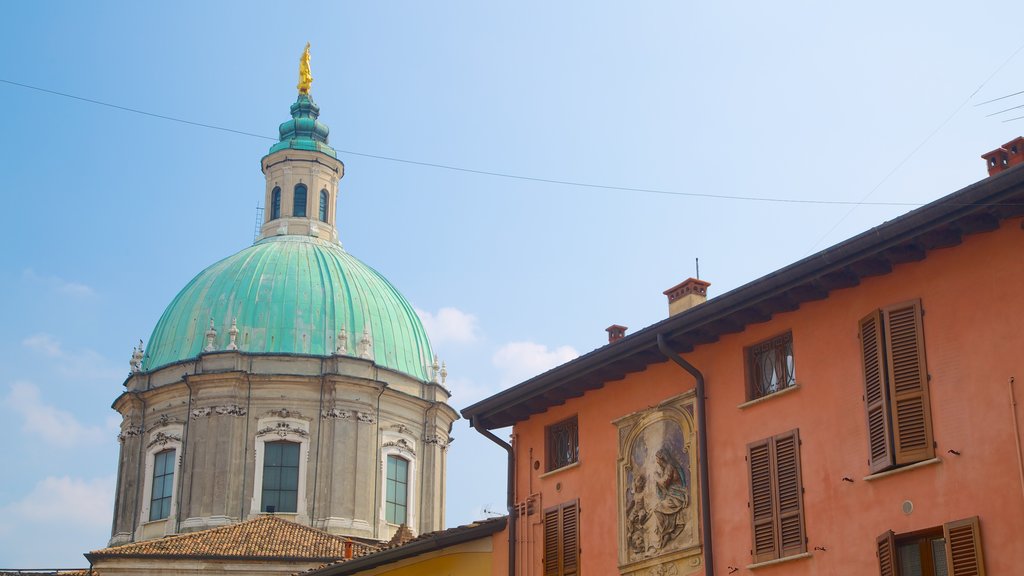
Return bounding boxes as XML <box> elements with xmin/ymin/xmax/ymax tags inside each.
<box><xmin>1004</xmin><ymin>137</ymin><xmax>1024</xmax><ymax>168</ymax></box>
<box><xmin>982</xmin><ymin>146</ymin><xmax>1010</xmax><ymax>176</ymax></box>
<box><xmin>663</xmin><ymin>278</ymin><xmax>710</xmax><ymax>317</ymax></box>
<box><xmin>606</xmin><ymin>324</ymin><xmax>628</xmax><ymax>343</ymax></box>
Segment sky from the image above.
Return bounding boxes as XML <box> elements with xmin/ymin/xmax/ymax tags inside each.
<box><xmin>2</xmin><ymin>1</ymin><xmax>1024</xmax><ymax>567</ymax></box>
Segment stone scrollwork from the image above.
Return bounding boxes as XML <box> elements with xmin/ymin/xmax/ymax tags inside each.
<box><xmin>423</xmin><ymin>433</ymin><xmax>452</xmax><ymax>450</ymax></box>
<box><xmin>147</xmin><ymin>431</ymin><xmax>182</xmax><ymax>448</ymax></box>
<box><xmin>191</xmin><ymin>405</ymin><xmax>247</xmax><ymax>419</ymax></box>
<box><xmin>321</xmin><ymin>405</ymin><xmax>352</xmax><ymax>420</ymax></box>
<box><xmin>356</xmin><ymin>411</ymin><xmax>375</xmax><ymax>424</ymax></box>
<box><xmin>257</xmin><ymin>421</ymin><xmax>309</xmax><ymax>438</ymax></box>
<box><xmin>382</xmin><ymin>437</ymin><xmax>415</xmax><ymax>456</ymax></box>
<box><xmin>117</xmin><ymin>425</ymin><xmax>143</xmax><ymax>443</ymax></box>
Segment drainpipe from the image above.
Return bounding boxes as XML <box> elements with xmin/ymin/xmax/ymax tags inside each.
<box><xmin>176</xmin><ymin>374</ymin><xmax>195</xmax><ymax>534</ymax></box>
<box><xmin>1010</xmin><ymin>377</ymin><xmax>1024</xmax><ymax>504</ymax></box>
<box><xmin>471</xmin><ymin>419</ymin><xmax>516</xmax><ymax>576</ymax></box>
<box><xmin>657</xmin><ymin>334</ymin><xmax>715</xmax><ymax>576</ymax></box>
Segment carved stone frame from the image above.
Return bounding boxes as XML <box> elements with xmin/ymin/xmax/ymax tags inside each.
<box><xmin>614</xmin><ymin>391</ymin><xmax>702</xmax><ymax>575</ymax></box>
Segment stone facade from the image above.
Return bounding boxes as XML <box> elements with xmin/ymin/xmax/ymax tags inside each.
<box><xmin>110</xmin><ymin>351</ymin><xmax>456</xmax><ymax>545</ymax></box>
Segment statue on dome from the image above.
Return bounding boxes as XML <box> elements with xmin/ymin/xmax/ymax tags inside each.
<box><xmin>298</xmin><ymin>42</ymin><xmax>313</xmax><ymax>94</ymax></box>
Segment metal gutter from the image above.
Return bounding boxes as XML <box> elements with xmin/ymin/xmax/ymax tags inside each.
<box><xmin>471</xmin><ymin>420</ymin><xmax>516</xmax><ymax>576</ymax></box>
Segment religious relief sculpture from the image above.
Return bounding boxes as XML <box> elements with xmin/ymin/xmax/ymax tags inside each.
<box><xmin>616</xmin><ymin>393</ymin><xmax>699</xmax><ymax>574</ymax></box>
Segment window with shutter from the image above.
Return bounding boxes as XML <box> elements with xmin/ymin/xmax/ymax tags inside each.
<box><xmin>859</xmin><ymin>300</ymin><xmax>934</xmax><ymax>473</ymax></box>
<box><xmin>543</xmin><ymin>500</ymin><xmax>580</xmax><ymax>576</ymax></box>
<box><xmin>747</xmin><ymin>429</ymin><xmax>805</xmax><ymax>563</ymax></box>
<box><xmin>876</xmin><ymin>516</ymin><xmax>985</xmax><ymax>576</ymax></box>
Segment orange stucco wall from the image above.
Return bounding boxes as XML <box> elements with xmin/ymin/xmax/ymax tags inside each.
<box><xmin>498</xmin><ymin>217</ymin><xmax>1024</xmax><ymax>575</ymax></box>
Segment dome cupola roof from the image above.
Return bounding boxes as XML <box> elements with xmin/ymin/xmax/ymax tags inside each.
<box><xmin>143</xmin><ymin>236</ymin><xmax>434</xmax><ymax>380</ymax></box>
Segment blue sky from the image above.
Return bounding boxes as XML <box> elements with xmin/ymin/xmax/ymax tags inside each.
<box><xmin>3</xmin><ymin>1</ymin><xmax>1024</xmax><ymax>567</ymax></box>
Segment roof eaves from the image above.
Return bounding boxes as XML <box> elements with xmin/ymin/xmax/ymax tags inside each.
<box><xmin>462</xmin><ymin>164</ymin><xmax>1024</xmax><ymax>428</ymax></box>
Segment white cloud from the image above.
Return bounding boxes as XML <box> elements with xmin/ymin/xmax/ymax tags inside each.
<box><xmin>22</xmin><ymin>333</ymin><xmax>64</xmax><ymax>357</ymax></box>
<box><xmin>443</xmin><ymin>376</ymin><xmax>497</xmax><ymax>408</ymax></box>
<box><xmin>417</xmin><ymin>307</ymin><xmax>480</xmax><ymax>345</ymax></box>
<box><xmin>21</xmin><ymin>333</ymin><xmax>125</xmax><ymax>381</ymax></box>
<box><xmin>21</xmin><ymin>268</ymin><xmax>95</xmax><ymax>297</ymax></box>
<box><xmin>6</xmin><ymin>381</ymin><xmax>107</xmax><ymax>448</ymax></box>
<box><xmin>492</xmin><ymin>341</ymin><xmax>579</xmax><ymax>387</ymax></box>
<box><xmin>1</xmin><ymin>475</ymin><xmax>114</xmax><ymax>528</ymax></box>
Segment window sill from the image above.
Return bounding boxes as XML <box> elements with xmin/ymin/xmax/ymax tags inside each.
<box><xmin>538</xmin><ymin>460</ymin><xmax>580</xmax><ymax>479</ymax></box>
<box><xmin>737</xmin><ymin>384</ymin><xmax>801</xmax><ymax>410</ymax></box>
<box><xmin>747</xmin><ymin>552</ymin><xmax>812</xmax><ymax>570</ymax></box>
<box><xmin>863</xmin><ymin>457</ymin><xmax>941</xmax><ymax>481</ymax></box>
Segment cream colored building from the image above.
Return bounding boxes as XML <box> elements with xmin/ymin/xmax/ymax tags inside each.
<box><xmin>109</xmin><ymin>60</ymin><xmax>456</xmax><ymax>547</ymax></box>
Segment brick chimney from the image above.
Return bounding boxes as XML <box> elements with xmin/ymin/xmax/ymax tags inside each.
<box><xmin>606</xmin><ymin>324</ymin><xmax>627</xmax><ymax>343</ymax></box>
<box><xmin>1004</xmin><ymin>137</ymin><xmax>1024</xmax><ymax>168</ymax></box>
<box><xmin>982</xmin><ymin>147</ymin><xmax>1009</xmax><ymax>176</ymax></box>
<box><xmin>663</xmin><ymin>278</ymin><xmax>710</xmax><ymax>317</ymax></box>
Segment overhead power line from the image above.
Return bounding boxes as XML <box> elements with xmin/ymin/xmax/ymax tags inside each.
<box><xmin>0</xmin><ymin>77</ymin><xmax>1006</xmax><ymax>210</ymax></box>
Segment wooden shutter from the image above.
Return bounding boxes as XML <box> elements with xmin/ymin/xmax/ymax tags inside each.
<box><xmin>876</xmin><ymin>530</ymin><xmax>896</xmax><ymax>576</ymax></box>
<box><xmin>543</xmin><ymin>500</ymin><xmax>580</xmax><ymax>576</ymax></box>
<box><xmin>774</xmin><ymin>430</ymin><xmax>805</xmax><ymax>557</ymax></box>
<box><xmin>561</xmin><ymin>501</ymin><xmax>579</xmax><ymax>576</ymax></box>
<box><xmin>748</xmin><ymin>438</ymin><xmax>777</xmax><ymax>563</ymax></box>
<box><xmin>882</xmin><ymin>301</ymin><xmax>934</xmax><ymax>465</ymax></box>
<box><xmin>543</xmin><ymin>507</ymin><xmax>560</xmax><ymax>576</ymax></box>
<box><xmin>944</xmin><ymin>516</ymin><xmax>986</xmax><ymax>576</ymax></box>
<box><xmin>861</xmin><ymin>311</ymin><xmax>895</xmax><ymax>473</ymax></box>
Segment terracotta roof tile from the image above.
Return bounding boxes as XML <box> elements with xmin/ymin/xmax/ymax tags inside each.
<box><xmin>88</xmin><ymin>516</ymin><xmax>375</xmax><ymax>561</ymax></box>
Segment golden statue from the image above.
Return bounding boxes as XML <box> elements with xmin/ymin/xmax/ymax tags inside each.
<box><xmin>298</xmin><ymin>42</ymin><xmax>313</xmax><ymax>94</ymax></box>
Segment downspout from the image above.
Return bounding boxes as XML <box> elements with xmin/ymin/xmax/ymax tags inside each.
<box><xmin>130</xmin><ymin>393</ymin><xmax>147</xmax><ymax>540</ymax></box>
<box><xmin>311</xmin><ymin>370</ymin><xmax>326</xmax><ymax>527</ymax></box>
<box><xmin>1010</xmin><ymin>377</ymin><xmax>1024</xmax><ymax>504</ymax></box>
<box><xmin>657</xmin><ymin>334</ymin><xmax>715</xmax><ymax>576</ymax></box>
<box><xmin>176</xmin><ymin>374</ymin><xmax>195</xmax><ymax>534</ymax></box>
<box><xmin>240</xmin><ymin>373</ymin><xmax>252</xmax><ymax>520</ymax></box>
<box><xmin>372</xmin><ymin>375</ymin><xmax>386</xmax><ymax>540</ymax></box>
<box><xmin>471</xmin><ymin>419</ymin><xmax>516</xmax><ymax>576</ymax></box>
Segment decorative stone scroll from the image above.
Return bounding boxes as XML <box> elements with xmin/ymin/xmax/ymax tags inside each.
<box><xmin>256</xmin><ymin>421</ymin><xmax>310</xmax><ymax>438</ymax></box>
<box><xmin>614</xmin><ymin>392</ymin><xmax>700</xmax><ymax>575</ymax></box>
<box><xmin>147</xmin><ymin>431</ymin><xmax>183</xmax><ymax>448</ymax></box>
<box><xmin>117</xmin><ymin>425</ymin><xmax>143</xmax><ymax>443</ymax></box>
<box><xmin>382</xmin><ymin>437</ymin><xmax>416</xmax><ymax>456</ymax></box>
<box><xmin>423</xmin><ymin>433</ymin><xmax>452</xmax><ymax>450</ymax></box>
<box><xmin>191</xmin><ymin>405</ymin><xmax>247</xmax><ymax>419</ymax></box>
<box><xmin>321</xmin><ymin>406</ymin><xmax>352</xmax><ymax>420</ymax></box>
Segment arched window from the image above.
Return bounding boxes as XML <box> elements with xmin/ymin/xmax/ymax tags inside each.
<box><xmin>293</xmin><ymin>184</ymin><xmax>307</xmax><ymax>217</ymax></box>
<box><xmin>150</xmin><ymin>448</ymin><xmax>176</xmax><ymax>521</ymax></box>
<box><xmin>385</xmin><ymin>455</ymin><xmax>409</xmax><ymax>524</ymax></box>
<box><xmin>261</xmin><ymin>440</ymin><xmax>300</xmax><ymax>513</ymax></box>
<box><xmin>270</xmin><ymin>187</ymin><xmax>281</xmax><ymax>220</ymax></box>
<box><xmin>319</xmin><ymin>189</ymin><xmax>329</xmax><ymax>222</ymax></box>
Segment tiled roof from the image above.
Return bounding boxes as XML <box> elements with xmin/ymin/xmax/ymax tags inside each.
<box><xmin>302</xmin><ymin>517</ymin><xmax>508</xmax><ymax>576</ymax></box>
<box><xmin>88</xmin><ymin>516</ymin><xmax>375</xmax><ymax>561</ymax></box>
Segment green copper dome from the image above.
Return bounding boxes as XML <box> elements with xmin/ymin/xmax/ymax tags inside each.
<box><xmin>143</xmin><ymin>235</ymin><xmax>434</xmax><ymax>380</ymax></box>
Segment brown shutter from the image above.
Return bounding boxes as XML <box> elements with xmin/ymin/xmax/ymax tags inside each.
<box><xmin>543</xmin><ymin>500</ymin><xmax>580</xmax><ymax>576</ymax></box>
<box><xmin>860</xmin><ymin>311</ymin><xmax>895</xmax><ymax>473</ymax></box>
<box><xmin>561</xmin><ymin>501</ymin><xmax>580</xmax><ymax>576</ymax></box>
<box><xmin>882</xmin><ymin>301</ymin><xmax>934</xmax><ymax>464</ymax></box>
<box><xmin>774</xmin><ymin>430</ymin><xmax>805</xmax><ymax>557</ymax></box>
<box><xmin>543</xmin><ymin>507</ymin><xmax>559</xmax><ymax>576</ymax></box>
<box><xmin>944</xmin><ymin>516</ymin><xmax>986</xmax><ymax>576</ymax></box>
<box><xmin>748</xmin><ymin>438</ymin><xmax>777</xmax><ymax>563</ymax></box>
<box><xmin>876</xmin><ymin>530</ymin><xmax>896</xmax><ymax>576</ymax></box>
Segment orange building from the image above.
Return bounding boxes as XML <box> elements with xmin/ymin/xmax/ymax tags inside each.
<box><xmin>463</xmin><ymin>142</ymin><xmax>1024</xmax><ymax>576</ymax></box>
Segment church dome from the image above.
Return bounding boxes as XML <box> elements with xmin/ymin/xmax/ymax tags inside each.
<box><xmin>143</xmin><ymin>235</ymin><xmax>434</xmax><ymax>380</ymax></box>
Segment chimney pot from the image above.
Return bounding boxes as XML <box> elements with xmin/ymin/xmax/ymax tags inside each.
<box><xmin>664</xmin><ymin>278</ymin><xmax>711</xmax><ymax>317</ymax></box>
<box><xmin>982</xmin><ymin>147</ymin><xmax>1011</xmax><ymax>176</ymax></box>
<box><xmin>1004</xmin><ymin>137</ymin><xmax>1024</xmax><ymax>168</ymax></box>
<box><xmin>606</xmin><ymin>324</ymin><xmax>628</xmax><ymax>343</ymax></box>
